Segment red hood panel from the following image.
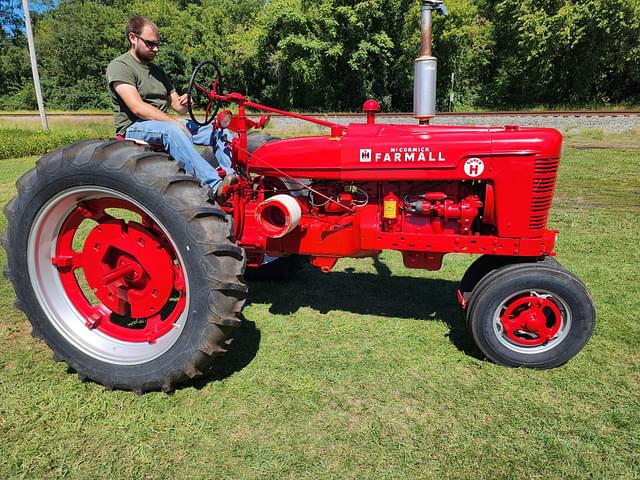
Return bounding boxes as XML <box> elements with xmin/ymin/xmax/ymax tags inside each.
<box><xmin>249</xmin><ymin>123</ymin><xmax>562</xmax><ymax>180</ymax></box>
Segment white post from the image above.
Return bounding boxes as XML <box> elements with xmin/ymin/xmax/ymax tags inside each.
<box><xmin>21</xmin><ymin>0</ymin><xmax>48</xmax><ymax>131</ymax></box>
<box><xmin>449</xmin><ymin>72</ymin><xmax>455</xmax><ymax>112</ymax></box>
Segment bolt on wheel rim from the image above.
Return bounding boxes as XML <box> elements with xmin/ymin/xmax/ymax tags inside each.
<box><xmin>28</xmin><ymin>187</ymin><xmax>189</xmax><ymax>365</ymax></box>
<box><xmin>492</xmin><ymin>289</ymin><xmax>572</xmax><ymax>355</ymax></box>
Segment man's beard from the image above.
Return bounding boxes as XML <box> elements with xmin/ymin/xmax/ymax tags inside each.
<box><xmin>136</xmin><ymin>45</ymin><xmax>156</xmax><ymax>63</ymax></box>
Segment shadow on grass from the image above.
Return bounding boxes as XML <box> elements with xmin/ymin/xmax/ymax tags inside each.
<box><xmin>189</xmin><ymin>257</ymin><xmax>482</xmax><ymax>391</ymax></box>
<box><xmin>192</xmin><ymin>318</ymin><xmax>262</xmax><ymax>389</ymax></box>
<box><xmin>245</xmin><ymin>257</ymin><xmax>481</xmax><ymax>359</ymax></box>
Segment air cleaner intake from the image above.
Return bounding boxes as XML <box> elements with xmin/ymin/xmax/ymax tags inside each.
<box><xmin>255</xmin><ymin>194</ymin><xmax>302</xmax><ymax>238</ymax></box>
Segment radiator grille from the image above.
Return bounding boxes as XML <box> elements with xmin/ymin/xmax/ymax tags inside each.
<box><xmin>530</xmin><ymin>157</ymin><xmax>560</xmax><ymax>229</ymax></box>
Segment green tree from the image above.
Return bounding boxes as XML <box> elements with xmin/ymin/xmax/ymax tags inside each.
<box><xmin>33</xmin><ymin>0</ymin><xmax>126</xmax><ymax>108</ymax></box>
<box><xmin>397</xmin><ymin>0</ymin><xmax>494</xmax><ymax>111</ymax></box>
<box><xmin>478</xmin><ymin>0</ymin><xmax>640</xmax><ymax>106</ymax></box>
<box><xmin>235</xmin><ymin>0</ymin><xmax>416</xmax><ymax>111</ymax></box>
<box><xmin>0</xmin><ymin>1</ymin><xmax>33</xmax><ymax>109</ymax></box>
<box><xmin>1</xmin><ymin>0</ymin><xmax>638</xmax><ymax>111</ymax></box>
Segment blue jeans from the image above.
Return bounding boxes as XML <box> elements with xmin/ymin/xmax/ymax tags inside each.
<box><xmin>125</xmin><ymin>119</ymin><xmax>233</xmax><ymax>191</ymax></box>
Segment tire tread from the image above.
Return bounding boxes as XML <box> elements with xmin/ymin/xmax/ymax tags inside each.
<box><xmin>4</xmin><ymin>139</ymin><xmax>246</xmax><ymax>393</ymax></box>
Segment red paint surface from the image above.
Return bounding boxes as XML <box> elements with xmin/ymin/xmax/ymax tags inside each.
<box><xmin>211</xmin><ymin>91</ymin><xmax>562</xmax><ymax>270</ymax></box>
<box><xmin>53</xmin><ymin>198</ymin><xmax>186</xmax><ymax>343</ymax></box>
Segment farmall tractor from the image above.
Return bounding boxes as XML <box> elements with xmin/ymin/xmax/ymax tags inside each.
<box><xmin>3</xmin><ymin>1</ymin><xmax>595</xmax><ymax>392</ymax></box>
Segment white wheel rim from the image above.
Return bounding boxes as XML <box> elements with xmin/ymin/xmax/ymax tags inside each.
<box><xmin>28</xmin><ymin>186</ymin><xmax>190</xmax><ymax>365</ymax></box>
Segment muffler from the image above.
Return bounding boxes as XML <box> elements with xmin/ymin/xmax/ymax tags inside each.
<box><xmin>255</xmin><ymin>194</ymin><xmax>302</xmax><ymax>238</ymax></box>
<box><xmin>414</xmin><ymin>0</ymin><xmax>448</xmax><ymax>125</ymax></box>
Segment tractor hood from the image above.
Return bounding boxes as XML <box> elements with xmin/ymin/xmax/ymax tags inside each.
<box><xmin>248</xmin><ymin>123</ymin><xmax>563</xmax><ymax>181</ymax></box>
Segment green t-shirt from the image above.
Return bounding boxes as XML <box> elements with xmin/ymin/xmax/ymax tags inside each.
<box><xmin>106</xmin><ymin>51</ymin><xmax>175</xmax><ymax>136</ymax></box>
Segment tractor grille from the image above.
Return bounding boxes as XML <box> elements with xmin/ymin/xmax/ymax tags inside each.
<box><xmin>529</xmin><ymin>157</ymin><xmax>560</xmax><ymax>230</ymax></box>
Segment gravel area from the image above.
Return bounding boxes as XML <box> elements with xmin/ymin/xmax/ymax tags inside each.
<box><xmin>1</xmin><ymin>112</ymin><xmax>639</xmax><ymax>133</ymax></box>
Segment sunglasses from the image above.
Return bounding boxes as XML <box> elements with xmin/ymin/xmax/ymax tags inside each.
<box><xmin>135</xmin><ymin>34</ymin><xmax>160</xmax><ymax>50</ymax></box>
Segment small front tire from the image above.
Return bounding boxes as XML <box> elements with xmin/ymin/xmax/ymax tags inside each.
<box><xmin>468</xmin><ymin>263</ymin><xmax>595</xmax><ymax>368</ymax></box>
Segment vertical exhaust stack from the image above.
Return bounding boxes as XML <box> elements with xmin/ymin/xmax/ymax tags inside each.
<box><xmin>414</xmin><ymin>0</ymin><xmax>447</xmax><ymax>125</ymax></box>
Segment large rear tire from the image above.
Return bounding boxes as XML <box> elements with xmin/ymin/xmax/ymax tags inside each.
<box><xmin>3</xmin><ymin>139</ymin><xmax>247</xmax><ymax>393</ymax></box>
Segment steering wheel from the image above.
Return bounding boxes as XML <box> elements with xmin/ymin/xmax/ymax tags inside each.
<box><xmin>187</xmin><ymin>60</ymin><xmax>225</xmax><ymax>127</ymax></box>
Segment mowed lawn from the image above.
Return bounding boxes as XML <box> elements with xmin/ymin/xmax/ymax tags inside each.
<box><xmin>0</xmin><ymin>128</ymin><xmax>638</xmax><ymax>479</ymax></box>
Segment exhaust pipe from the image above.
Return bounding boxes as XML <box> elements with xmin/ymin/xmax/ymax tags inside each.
<box><xmin>413</xmin><ymin>0</ymin><xmax>448</xmax><ymax>125</ymax></box>
<box><xmin>255</xmin><ymin>194</ymin><xmax>302</xmax><ymax>238</ymax></box>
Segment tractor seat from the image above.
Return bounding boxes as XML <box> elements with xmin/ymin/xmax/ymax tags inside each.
<box><xmin>115</xmin><ymin>135</ymin><xmax>166</xmax><ymax>152</ymax></box>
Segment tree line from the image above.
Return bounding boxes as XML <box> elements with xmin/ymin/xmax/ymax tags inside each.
<box><xmin>1</xmin><ymin>0</ymin><xmax>639</xmax><ymax>112</ymax></box>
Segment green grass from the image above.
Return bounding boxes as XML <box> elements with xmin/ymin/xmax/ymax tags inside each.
<box><xmin>0</xmin><ymin>124</ymin><xmax>113</xmax><ymax>160</ymax></box>
<box><xmin>563</xmin><ymin>128</ymin><xmax>640</xmax><ymax>151</ymax></box>
<box><xmin>0</xmin><ymin>109</ymin><xmax>113</xmax><ymax>115</ymax></box>
<box><xmin>0</xmin><ymin>130</ymin><xmax>638</xmax><ymax>479</ymax></box>
<box><xmin>0</xmin><ymin>118</ymin><xmax>313</xmax><ymax>161</ymax></box>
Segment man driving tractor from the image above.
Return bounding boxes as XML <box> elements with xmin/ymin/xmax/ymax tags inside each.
<box><xmin>106</xmin><ymin>15</ymin><xmax>236</xmax><ymax>200</ymax></box>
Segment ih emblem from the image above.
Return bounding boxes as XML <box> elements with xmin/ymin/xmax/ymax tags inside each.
<box><xmin>359</xmin><ymin>149</ymin><xmax>372</xmax><ymax>162</ymax></box>
<box><xmin>464</xmin><ymin>158</ymin><xmax>485</xmax><ymax>178</ymax></box>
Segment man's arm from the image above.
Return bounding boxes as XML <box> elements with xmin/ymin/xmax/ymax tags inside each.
<box><xmin>113</xmin><ymin>82</ymin><xmax>191</xmax><ymax>135</ymax></box>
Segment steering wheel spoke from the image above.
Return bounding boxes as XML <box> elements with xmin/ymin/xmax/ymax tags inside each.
<box><xmin>191</xmin><ymin>82</ymin><xmax>211</xmax><ymax>97</ymax></box>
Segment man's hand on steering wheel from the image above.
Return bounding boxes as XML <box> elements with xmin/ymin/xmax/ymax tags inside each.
<box><xmin>178</xmin><ymin>93</ymin><xmax>190</xmax><ymax>107</ymax></box>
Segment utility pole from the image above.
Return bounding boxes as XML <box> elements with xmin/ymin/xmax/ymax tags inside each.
<box><xmin>21</xmin><ymin>0</ymin><xmax>48</xmax><ymax>131</ymax></box>
<box><xmin>449</xmin><ymin>72</ymin><xmax>455</xmax><ymax>112</ymax></box>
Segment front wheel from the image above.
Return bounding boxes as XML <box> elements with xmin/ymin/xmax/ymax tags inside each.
<box><xmin>459</xmin><ymin>254</ymin><xmax>560</xmax><ymax>308</ymax></box>
<box><xmin>3</xmin><ymin>140</ymin><xmax>247</xmax><ymax>392</ymax></box>
<box><xmin>468</xmin><ymin>263</ymin><xmax>595</xmax><ymax>368</ymax></box>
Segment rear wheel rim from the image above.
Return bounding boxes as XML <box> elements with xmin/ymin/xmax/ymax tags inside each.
<box><xmin>492</xmin><ymin>289</ymin><xmax>572</xmax><ymax>354</ymax></box>
<box><xmin>28</xmin><ymin>186</ymin><xmax>190</xmax><ymax>365</ymax></box>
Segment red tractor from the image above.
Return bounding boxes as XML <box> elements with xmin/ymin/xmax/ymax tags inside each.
<box><xmin>3</xmin><ymin>2</ymin><xmax>594</xmax><ymax>392</ymax></box>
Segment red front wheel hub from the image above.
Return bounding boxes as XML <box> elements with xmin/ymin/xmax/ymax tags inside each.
<box><xmin>500</xmin><ymin>295</ymin><xmax>563</xmax><ymax>347</ymax></box>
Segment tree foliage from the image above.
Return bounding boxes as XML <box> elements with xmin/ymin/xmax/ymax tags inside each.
<box><xmin>479</xmin><ymin>0</ymin><xmax>640</xmax><ymax>107</ymax></box>
<box><xmin>1</xmin><ymin>0</ymin><xmax>638</xmax><ymax>111</ymax></box>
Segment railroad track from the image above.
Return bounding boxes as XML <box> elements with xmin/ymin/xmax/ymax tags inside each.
<box><xmin>1</xmin><ymin>110</ymin><xmax>639</xmax><ymax>118</ymax></box>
